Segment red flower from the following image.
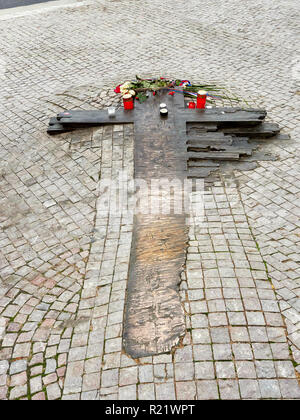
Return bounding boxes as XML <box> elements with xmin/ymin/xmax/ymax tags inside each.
<box><xmin>168</xmin><ymin>91</ymin><xmax>174</xmax><ymax>96</ymax></box>
<box><xmin>153</xmin><ymin>91</ymin><xmax>156</xmax><ymax>96</ymax></box>
<box><xmin>114</xmin><ymin>85</ymin><xmax>121</xmax><ymax>93</ymax></box>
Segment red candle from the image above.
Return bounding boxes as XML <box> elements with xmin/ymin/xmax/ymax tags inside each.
<box><xmin>196</xmin><ymin>90</ymin><xmax>207</xmax><ymax>109</ymax></box>
<box><xmin>188</xmin><ymin>101</ymin><xmax>196</xmax><ymax>109</ymax></box>
<box><xmin>123</xmin><ymin>94</ymin><xmax>134</xmax><ymax>110</ymax></box>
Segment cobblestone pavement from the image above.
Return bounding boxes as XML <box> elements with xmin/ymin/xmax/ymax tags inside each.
<box><xmin>0</xmin><ymin>0</ymin><xmax>299</xmax><ymax>399</ymax></box>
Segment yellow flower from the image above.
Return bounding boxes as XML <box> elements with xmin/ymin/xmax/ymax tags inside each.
<box><xmin>120</xmin><ymin>81</ymin><xmax>131</xmax><ymax>93</ymax></box>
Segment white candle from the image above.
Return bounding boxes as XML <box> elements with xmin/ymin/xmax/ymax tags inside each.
<box><xmin>108</xmin><ymin>107</ymin><xmax>116</xmax><ymax>117</ymax></box>
<box><xmin>160</xmin><ymin>108</ymin><xmax>168</xmax><ymax>116</ymax></box>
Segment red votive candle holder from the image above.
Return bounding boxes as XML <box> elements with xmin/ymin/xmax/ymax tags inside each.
<box><xmin>123</xmin><ymin>94</ymin><xmax>134</xmax><ymax>110</ymax></box>
<box><xmin>188</xmin><ymin>101</ymin><xmax>196</xmax><ymax>109</ymax></box>
<box><xmin>196</xmin><ymin>90</ymin><xmax>207</xmax><ymax>109</ymax></box>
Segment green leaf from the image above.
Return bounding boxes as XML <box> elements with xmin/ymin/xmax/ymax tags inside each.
<box><xmin>140</xmin><ymin>81</ymin><xmax>151</xmax><ymax>89</ymax></box>
<box><xmin>137</xmin><ymin>93</ymin><xmax>148</xmax><ymax>103</ymax></box>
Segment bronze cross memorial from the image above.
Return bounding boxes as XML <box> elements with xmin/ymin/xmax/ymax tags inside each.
<box><xmin>48</xmin><ymin>91</ymin><xmax>281</xmax><ymax>358</ymax></box>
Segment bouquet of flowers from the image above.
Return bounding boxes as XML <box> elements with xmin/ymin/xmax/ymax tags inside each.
<box><xmin>114</xmin><ymin>75</ymin><xmax>243</xmax><ymax>105</ymax></box>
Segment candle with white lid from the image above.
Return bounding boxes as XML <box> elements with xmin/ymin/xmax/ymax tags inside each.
<box><xmin>123</xmin><ymin>94</ymin><xmax>134</xmax><ymax>110</ymax></box>
<box><xmin>196</xmin><ymin>90</ymin><xmax>207</xmax><ymax>109</ymax></box>
<box><xmin>160</xmin><ymin>108</ymin><xmax>168</xmax><ymax>116</ymax></box>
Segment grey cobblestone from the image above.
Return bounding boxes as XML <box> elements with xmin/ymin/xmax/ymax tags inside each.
<box><xmin>196</xmin><ymin>380</ymin><xmax>219</xmax><ymax>400</ymax></box>
<box><xmin>138</xmin><ymin>383</ymin><xmax>155</xmax><ymax>400</ymax></box>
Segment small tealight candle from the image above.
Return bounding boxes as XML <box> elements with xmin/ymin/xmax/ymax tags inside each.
<box><xmin>160</xmin><ymin>103</ymin><xmax>167</xmax><ymax>109</ymax></box>
<box><xmin>188</xmin><ymin>102</ymin><xmax>196</xmax><ymax>109</ymax></box>
<box><xmin>160</xmin><ymin>108</ymin><xmax>168</xmax><ymax>117</ymax></box>
<box><xmin>108</xmin><ymin>107</ymin><xmax>116</xmax><ymax>117</ymax></box>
